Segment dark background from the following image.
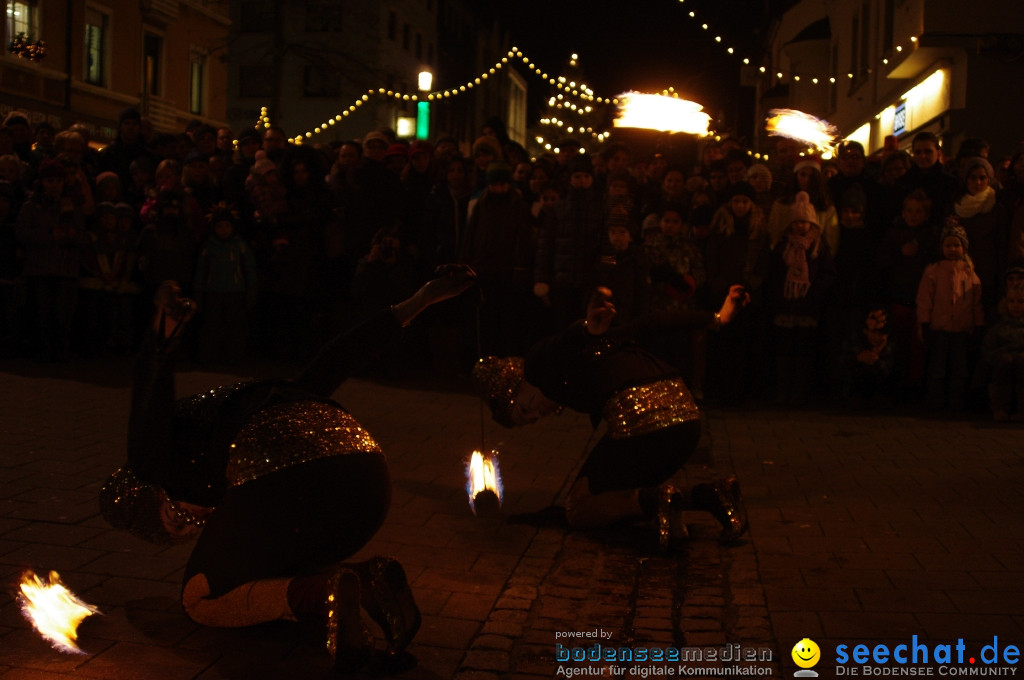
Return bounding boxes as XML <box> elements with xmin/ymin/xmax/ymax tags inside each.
<box><xmin>491</xmin><ymin>0</ymin><xmax>776</xmax><ymax>140</ymax></box>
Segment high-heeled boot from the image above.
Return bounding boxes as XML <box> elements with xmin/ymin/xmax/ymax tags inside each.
<box><xmin>345</xmin><ymin>557</ymin><xmax>421</xmax><ymax>669</ymax></box>
<box><xmin>691</xmin><ymin>477</ymin><xmax>749</xmax><ymax>542</ymax></box>
<box><xmin>287</xmin><ymin>569</ymin><xmax>372</xmax><ymax>673</ymax></box>
<box><xmin>638</xmin><ymin>485</ymin><xmax>689</xmax><ymax>551</ymax></box>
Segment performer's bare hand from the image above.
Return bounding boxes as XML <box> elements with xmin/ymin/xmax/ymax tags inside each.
<box><xmin>717</xmin><ymin>285</ymin><xmax>750</xmax><ymax>325</ymax></box>
<box><xmin>392</xmin><ymin>264</ymin><xmax>477</xmax><ymax>326</ymax></box>
<box><xmin>585</xmin><ymin>287</ymin><xmax>617</xmax><ymax>336</ymax></box>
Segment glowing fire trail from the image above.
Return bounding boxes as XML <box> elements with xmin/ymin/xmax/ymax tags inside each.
<box><xmin>614</xmin><ymin>92</ymin><xmax>711</xmax><ymax>136</ymax></box>
<box><xmin>466</xmin><ymin>450</ymin><xmax>503</xmax><ymax>516</ymax></box>
<box><xmin>765</xmin><ymin>108</ymin><xmax>837</xmax><ymax>153</ymax></box>
<box><xmin>19</xmin><ymin>570</ymin><xmax>99</xmax><ymax>654</ymax></box>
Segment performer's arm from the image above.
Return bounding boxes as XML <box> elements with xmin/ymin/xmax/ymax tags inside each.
<box><xmin>125</xmin><ymin>338</ymin><xmax>177</xmax><ymax>484</ymax></box>
<box><xmin>294</xmin><ymin>265</ymin><xmax>476</xmax><ymax>397</ymax></box>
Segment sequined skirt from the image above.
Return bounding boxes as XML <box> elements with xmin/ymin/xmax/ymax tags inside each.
<box><xmin>226</xmin><ymin>401</ymin><xmax>383</xmax><ymax>488</ymax></box>
<box><xmin>602</xmin><ymin>377</ymin><xmax>700</xmax><ymax>440</ymax></box>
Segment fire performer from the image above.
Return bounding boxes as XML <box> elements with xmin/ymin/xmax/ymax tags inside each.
<box><xmin>99</xmin><ymin>266</ymin><xmax>476</xmax><ymax>673</ymax></box>
<box><xmin>474</xmin><ymin>285</ymin><xmax>750</xmax><ymax>546</ymax></box>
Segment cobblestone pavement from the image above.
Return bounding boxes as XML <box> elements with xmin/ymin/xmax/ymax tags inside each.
<box><xmin>0</xmin><ymin>358</ymin><xmax>1021</xmax><ymax>679</ymax></box>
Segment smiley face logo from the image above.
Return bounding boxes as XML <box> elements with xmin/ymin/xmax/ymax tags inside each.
<box><xmin>792</xmin><ymin>638</ymin><xmax>821</xmax><ymax>669</ymax></box>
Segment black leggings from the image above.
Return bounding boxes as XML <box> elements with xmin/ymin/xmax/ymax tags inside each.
<box><xmin>184</xmin><ymin>453</ymin><xmax>390</xmax><ymax>598</ymax></box>
<box><xmin>578</xmin><ymin>420</ymin><xmax>702</xmax><ymax>495</ymax></box>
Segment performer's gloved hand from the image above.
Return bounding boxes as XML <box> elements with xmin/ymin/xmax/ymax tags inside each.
<box><xmin>717</xmin><ymin>285</ymin><xmax>750</xmax><ymax>326</ymax></box>
<box><xmin>585</xmin><ymin>286</ymin><xmax>617</xmax><ymax>336</ymax></box>
<box><xmin>392</xmin><ymin>264</ymin><xmax>477</xmax><ymax>326</ymax></box>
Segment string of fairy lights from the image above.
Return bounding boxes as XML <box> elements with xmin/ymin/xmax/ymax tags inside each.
<box><xmin>262</xmin><ymin>47</ymin><xmax>629</xmax><ymax>145</ymax></box>
<box><xmin>251</xmin><ymin>1</ymin><xmax>922</xmax><ymax>151</ymax></box>
<box><xmin>670</xmin><ymin>0</ymin><xmax>925</xmax><ymax>86</ymax></box>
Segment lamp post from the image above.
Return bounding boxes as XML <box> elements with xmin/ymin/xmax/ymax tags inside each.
<box><xmin>416</xmin><ymin>70</ymin><xmax>432</xmax><ymax>141</ymax></box>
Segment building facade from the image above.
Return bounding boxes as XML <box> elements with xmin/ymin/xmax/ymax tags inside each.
<box><xmin>2</xmin><ymin>0</ymin><xmax>230</xmax><ymax>141</ymax></box>
<box><xmin>755</xmin><ymin>0</ymin><xmax>1024</xmax><ymax>158</ymax></box>
<box><xmin>226</xmin><ymin>0</ymin><xmax>525</xmax><ymax>151</ymax></box>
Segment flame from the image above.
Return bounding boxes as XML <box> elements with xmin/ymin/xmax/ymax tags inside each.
<box><xmin>613</xmin><ymin>92</ymin><xmax>711</xmax><ymax>135</ymax></box>
<box><xmin>18</xmin><ymin>570</ymin><xmax>99</xmax><ymax>654</ymax></box>
<box><xmin>466</xmin><ymin>450</ymin><xmax>503</xmax><ymax>513</ymax></box>
<box><xmin>765</xmin><ymin>108</ymin><xmax>837</xmax><ymax>153</ymax></box>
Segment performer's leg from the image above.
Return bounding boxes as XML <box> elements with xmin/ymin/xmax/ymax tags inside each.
<box><xmin>565</xmin><ymin>478</ymin><xmax>642</xmax><ymax>529</ymax></box>
<box><xmin>183</xmin><ymin>454</ymin><xmax>390</xmax><ymax>600</ymax></box>
<box><xmin>182</xmin><ymin>574</ymin><xmax>295</xmax><ymax>627</ymax></box>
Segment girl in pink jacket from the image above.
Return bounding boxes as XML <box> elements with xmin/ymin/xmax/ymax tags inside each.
<box><xmin>916</xmin><ymin>224</ymin><xmax>984</xmax><ymax>409</ymax></box>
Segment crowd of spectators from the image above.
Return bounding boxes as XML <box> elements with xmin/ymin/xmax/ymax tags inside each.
<box><xmin>3</xmin><ymin>107</ymin><xmax>1024</xmax><ymax>418</ymax></box>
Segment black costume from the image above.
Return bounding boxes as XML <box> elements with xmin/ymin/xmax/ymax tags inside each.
<box><xmin>475</xmin><ymin>306</ymin><xmax>747</xmax><ymax>544</ymax></box>
<box><xmin>523</xmin><ymin>312</ymin><xmax>710</xmax><ymax>493</ymax></box>
<box><xmin>101</xmin><ymin>308</ymin><xmax>402</xmax><ymax>627</ymax></box>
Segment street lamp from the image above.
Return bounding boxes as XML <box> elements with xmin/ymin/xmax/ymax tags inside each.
<box><xmin>416</xmin><ymin>69</ymin><xmax>432</xmax><ymax>140</ymax></box>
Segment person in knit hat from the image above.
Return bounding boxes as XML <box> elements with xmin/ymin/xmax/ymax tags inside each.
<box><xmin>766</xmin><ymin>191</ymin><xmax>836</xmax><ymax>404</ymax></box>
<box><xmin>916</xmin><ymin>223</ymin><xmax>984</xmax><ymax>410</ymax></box>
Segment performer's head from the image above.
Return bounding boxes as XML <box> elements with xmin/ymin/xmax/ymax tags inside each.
<box><xmin>99</xmin><ymin>467</ymin><xmax>201</xmax><ymax>544</ymax></box>
<box><xmin>473</xmin><ymin>357</ymin><xmax>562</xmax><ymax>427</ymax></box>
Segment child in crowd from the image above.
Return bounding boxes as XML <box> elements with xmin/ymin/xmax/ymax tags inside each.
<box><xmin>533</xmin><ymin>154</ymin><xmax>603</xmax><ymax>329</ymax></box>
<box><xmin>645</xmin><ymin>205</ymin><xmax>705</xmax><ymax>312</ymax></box>
<box><xmin>980</xmin><ymin>282</ymin><xmax>1024</xmax><ymax>421</ymax></box>
<box><xmin>192</xmin><ymin>207</ymin><xmax>258</xmax><ymax>365</ymax></box>
<box><xmin>876</xmin><ymin>189</ymin><xmax>940</xmax><ymax>399</ymax></box>
<box><xmin>704</xmin><ymin>182</ymin><xmax>771</xmax><ymax>403</ymax></box>
<box><xmin>79</xmin><ymin>202</ymin><xmax>139</xmax><ymax>355</ymax></box>
<box><xmin>767</xmin><ymin>191</ymin><xmax>836</xmax><ymax>404</ymax></box>
<box><xmin>593</xmin><ymin>215</ymin><xmax>649</xmax><ymax>325</ymax></box>
<box><xmin>916</xmin><ymin>225</ymin><xmax>984</xmax><ymax>410</ymax></box>
<box><xmin>840</xmin><ymin>309</ymin><xmax>896</xmax><ymax>404</ymax></box>
<box><xmin>15</xmin><ymin>158</ymin><xmax>88</xmax><ymax>362</ymax></box>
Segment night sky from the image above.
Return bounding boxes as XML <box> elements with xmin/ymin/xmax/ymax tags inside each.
<box><xmin>492</xmin><ymin>0</ymin><xmax>772</xmax><ymax>135</ymax></box>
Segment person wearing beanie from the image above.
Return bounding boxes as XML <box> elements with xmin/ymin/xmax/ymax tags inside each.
<box><xmin>383</xmin><ymin>143</ymin><xmax>408</xmax><ymax>176</ymax></box>
<box><xmin>704</xmin><ymin>179</ymin><xmax>772</xmax><ymax>403</ymax></box>
<box><xmin>470</xmin><ymin>136</ymin><xmax>504</xmax><ymax>194</ymax></box>
<box><xmin>361</xmin><ymin>130</ymin><xmax>390</xmax><ymax>162</ymax></box>
<box><xmin>768</xmin><ymin>158</ymin><xmax>838</xmax><ymax>254</ymax></box>
<box><xmin>98</xmin><ymin>107</ymin><xmax>152</xmax><ymax>188</ymax></box>
<box><xmin>472</xmin><ymin>285</ymin><xmax>750</xmax><ymax>547</ymax></box>
<box><xmin>766</xmin><ymin>191</ymin><xmax>836</xmax><ymax>404</ymax></box>
<box><xmin>99</xmin><ymin>268</ymin><xmax>474</xmax><ymax>672</ymax></box>
<box><xmin>533</xmin><ymin>151</ymin><xmax>604</xmax><ymax>331</ymax></box>
<box><xmin>916</xmin><ymin>223</ymin><xmax>984</xmax><ymax>409</ymax></box>
<box><xmin>746</xmin><ymin>163</ymin><xmax>774</xmax><ymax>216</ymax></box>
<box><xmin>15</xmin><ymin>154</ymin><xmax>88</xmax><ymax>362</ymax></box>
<box><xmin>824</xmin><ymin>182</ymin><xmax>887</xmax><ymax>398</ymax></box>
<box><xmin>951</xmin><ymin>155</ymin><xmax>1007</xmax><ymax>320</ymax></box>
<box><xmin>839</xmin><ymin>308</ymin><xmax>897</xmax><ymax>403</ymax></box>
<box><xmin>460</xmin><ymin>158</ymin><xmax>536</xmax><ymax>356</ymax></box>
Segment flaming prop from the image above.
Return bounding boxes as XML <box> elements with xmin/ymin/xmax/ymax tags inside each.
<box><xmin>614</xmin><ymin>93</ymin><xmax>711</xmax><ymax>136</ymax></box>
<box><xmin>18</xmin><ymin>570</ymin><xmax>99</xmax><ymax>654</ymax></box>
<box><xmin>466</xmin><ymin>450</ymin><xmax>503</xmax><ymax>516</ymax></box>
<box><xmin>765</xmin><ymin>108</ymin><xmax>837</xmax><ymax>153</ymax></box>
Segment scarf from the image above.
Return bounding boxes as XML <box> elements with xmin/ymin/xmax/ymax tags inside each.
<box><xmin>954</xmin><ymin>186</ymin><xmax>996</xmax><ymax>219</ymax></box>
<box><xmin>783</xmin><ymin>234</ymin><xmax>813</xmax><ymax>299</ymax></box>
<box><xmin>950</xmin><ymin>260</ymin><xmax>972</xmax><ymax>305</ymax></box>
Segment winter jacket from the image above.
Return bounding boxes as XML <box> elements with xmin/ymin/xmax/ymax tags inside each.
<box><xmin>916</xmin><ymin>260</ymin><xmax>983</xmax><ymax>332</ymax></box>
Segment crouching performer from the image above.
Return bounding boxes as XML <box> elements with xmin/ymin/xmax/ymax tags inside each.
<box><xmin>100</xmin><ymin>266</ymin><xmax>476</xmax><ymax>673</ymax></box>
<box><xmin>473</xmin><ymin>285</ymin><xmax>750</xmax><ymax>548</ymax></box>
